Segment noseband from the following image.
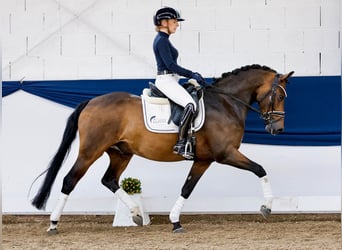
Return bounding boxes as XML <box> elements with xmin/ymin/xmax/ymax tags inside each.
<box><xmin>206</xmin><ymin>74</ymin><xmax>287</xmax><ymax>124</ymax></box>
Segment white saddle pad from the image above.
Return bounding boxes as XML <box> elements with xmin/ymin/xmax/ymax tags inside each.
<box><xmin>141</xmin><ymin>88</ymin><xmax>205</xmax><ymax>133</ymax></box>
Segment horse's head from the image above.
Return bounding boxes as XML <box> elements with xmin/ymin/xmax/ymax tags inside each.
<box><xmin>257</xmin><ymin>71</ymin><xmax>294</xmax><ymax>135</ymax></box>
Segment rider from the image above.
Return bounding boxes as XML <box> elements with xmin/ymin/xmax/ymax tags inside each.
<box><xmin>153</xmin><ymin>7</ymin><xmax>205</xmax><ymax>159</ymax></box>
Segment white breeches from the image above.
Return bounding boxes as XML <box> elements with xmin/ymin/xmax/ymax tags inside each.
<box><xmin>155</xmin><ymin>74</ymin><xmax>197</xmax><ymax>110</ymax></box>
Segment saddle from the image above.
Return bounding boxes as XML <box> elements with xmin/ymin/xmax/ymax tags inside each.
<box><xmin>149</xmin><ymin>81</ymin><xmax>203</xmax><ymax>126</ymax></box>
<box><xmin>141</xmin><ymin>81</ymin><xmax>205</xmax><ymax>134</ymax></box>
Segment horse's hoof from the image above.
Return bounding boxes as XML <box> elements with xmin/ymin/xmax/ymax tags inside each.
<box><xmin>173</xmin><ymin>227</ymin><xmax>185</xmax><ymax>233</ymax></box>
<box><xmin>132</xmin><ymin>214</ymin><xmax>143</xmax><ymax>226</ymax></box>
<box><xmin>47</xmin><ymin>228</ymin><xmax>58</xmax><ymax>235</ymax></box>
<box><xmin>260</xmin><ymin>205</ymin><xmax>271</xmax><ymax>219</ymax></box>
<box><xmin>47</xmin><ymin>222</ymin><xmax>58</xmax><ymax>235</ymax></box>
<box><xmin>172</xmin><ymin>222</ymin><xmax>185</xmax><ymax>233</ymax></box>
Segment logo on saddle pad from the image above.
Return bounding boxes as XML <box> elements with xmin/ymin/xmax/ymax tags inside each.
<box><xmin>141</xmin><ymin>88</ymin><xmax>205</xmax><ymax>133</ymax></box>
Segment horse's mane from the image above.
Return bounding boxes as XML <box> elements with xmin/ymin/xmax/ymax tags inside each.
<box><xmin>213</xmin><ymin>64</ymin><xmax>277</xmax><ymax>84</ymax></box>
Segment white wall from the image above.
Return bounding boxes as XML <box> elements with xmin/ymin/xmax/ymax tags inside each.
<box><xmin>1</xmin><ymin>0</ymin><xmax>341</xmax><ymax>80</ymax></box>
<box><xmin>2</xmin><ymin>91</ymin><xmax>340</xmax><ymax>214</ymax></box>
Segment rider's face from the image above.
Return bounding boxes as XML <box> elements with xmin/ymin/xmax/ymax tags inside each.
<box><xmin>161</xmin><ymin>19</ymin><xmax>179</xmax><ymax>34</ymax></box>
<box><xmin>166</xmin><ymin>19</ymin><xmax>179</xmax><ymax>34</ymax></box>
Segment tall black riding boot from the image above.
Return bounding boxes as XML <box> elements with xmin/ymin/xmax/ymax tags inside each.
<box><xmin>173</xmin><ymin>103</ymin><xmax>195</xmax><ymax>159</ymax></box>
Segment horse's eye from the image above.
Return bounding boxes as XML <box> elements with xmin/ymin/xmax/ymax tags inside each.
<box><xmin>278</xmin><ymin>95</ymin><xmax>285</xmax><ymax>101</ymax></box>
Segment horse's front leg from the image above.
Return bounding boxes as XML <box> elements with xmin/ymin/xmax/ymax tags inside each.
<box><xmin>259</xmin><ymin>175</ymin><xmax>273</xmax><ymax>218</ymax></box>
<box><xmin>170</xmin><ymin>161</ymin><xmax>211</xmax><ymax>233</ymax></box>
<box><xmin>217</xmin><ymin>149</ymin><xmax>273</xmax><ymax>218</ymax></box>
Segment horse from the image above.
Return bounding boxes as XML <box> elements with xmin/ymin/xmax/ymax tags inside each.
<box><xmin>32</xmin><ymin>64</ymin><xmax>294</xmax><ymax>233</ymax></box>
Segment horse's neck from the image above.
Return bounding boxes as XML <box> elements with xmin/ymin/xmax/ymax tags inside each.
<box><xmin>206</xmin><ymin>83</ymin><xmax>251</xmax><ymax>122</ymax></box>
<box><xmin>216</xmin><ymin>76</ymin><xmax>260</xmax><ymax>104</ymax></box>
<box><xmin>209</xmin><ymin>75</ymin><xmax>264</xmax><ymax>122</ymax></box>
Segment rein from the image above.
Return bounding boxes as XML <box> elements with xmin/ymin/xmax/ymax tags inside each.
<box><xmin>205</xmin><ymin>74</ymin><xmax>285</xmax><ymax>123</ymax></box>
<box><xmin>206</xmin><ymin>85</ymin><xmax>262</xmax><ymax>114</ymax></box>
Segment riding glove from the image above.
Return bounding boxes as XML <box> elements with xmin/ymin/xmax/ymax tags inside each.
<box><xmin>191</xmin><ymin>72</ymin><xmax>206</xmax><ymax>86</ymax></box>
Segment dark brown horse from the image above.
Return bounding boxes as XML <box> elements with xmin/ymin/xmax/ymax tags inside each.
<box><xmin>32</xmin><ymin>65</ymin><xmax>294</xmax><ymax>233</ymax></box>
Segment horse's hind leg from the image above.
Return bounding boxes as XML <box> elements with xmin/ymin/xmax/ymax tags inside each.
<box><xmin>46</xmin><ymin>155</ymin><xmax>97</xmax><ymax>234</ymax></box>
<box><xmin>101</xmin><ymin>148</ymin><xmax>143</xmax><ymax>226</ymax></box>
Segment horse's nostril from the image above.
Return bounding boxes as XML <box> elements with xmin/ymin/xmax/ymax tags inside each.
<box><xmin>277</xmin><ymin>128</ymin><xmax>284</xmax><ymax>133</ymax></box>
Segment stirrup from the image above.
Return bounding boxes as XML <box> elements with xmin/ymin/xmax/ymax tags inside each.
<box><xmin>173</xmin><ymin>139</ymin><xmax>194</xmax><ymax>160</ymax></box>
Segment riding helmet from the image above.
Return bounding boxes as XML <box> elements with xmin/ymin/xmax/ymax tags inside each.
<box><xmin>153</xmin><ymin>7</ymin><xmax>185</xmax><ymax>26</ymax></box>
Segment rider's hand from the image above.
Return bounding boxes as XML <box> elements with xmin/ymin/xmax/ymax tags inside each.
<box><xmin>191</xmin><ymin>72</ymin><xmax>206</xmax><ymax>86</ymax></box>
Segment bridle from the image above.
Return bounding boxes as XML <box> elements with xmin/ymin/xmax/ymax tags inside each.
<box><xmin>205</xmin><ymin>74</ymin><xmax>287</xmax><ymax>124</ymax></box>
<box><xmin>257</xmin><ymin>74</ymin><xmax>287</xmax><ymax>124</ymax></box>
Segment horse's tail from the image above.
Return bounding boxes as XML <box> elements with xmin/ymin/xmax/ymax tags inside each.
<box><xmin>31</xmin><ymin>100</ymin><xmax>90</xmax><ymax>210</ymax></box>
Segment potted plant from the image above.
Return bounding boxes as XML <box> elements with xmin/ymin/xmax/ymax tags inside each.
<box><xmin>113</xmin><ymin>177</ymin><xmax>150</xmax><ymax>227</ymax></box>
<box><xmin>120</xmin><ymin>177</ymin><xmax>142</xmax><ymax>195</ymax></box>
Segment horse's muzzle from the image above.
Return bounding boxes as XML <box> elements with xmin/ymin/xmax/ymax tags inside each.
<box><xmin>262</xmin><ymin>111</ymin><xmax>285</xmax><ymax>135</ymax></box>
<box><xmin>265</xmin><ymin>122</ymin><xmax>284</xmax><ymax>135</ymax></box>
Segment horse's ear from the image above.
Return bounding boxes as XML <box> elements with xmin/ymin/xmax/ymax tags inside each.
<box><xmin>280</xmin><ymin>71</ymin><xmax>295</xmax><ymax>81</ymax></box>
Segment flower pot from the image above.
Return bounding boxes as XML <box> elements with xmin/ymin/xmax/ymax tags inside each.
<box><xmin>113</xmin><ymin>194</ymin><xmax>150</xmax><ymax>227</ymax></box>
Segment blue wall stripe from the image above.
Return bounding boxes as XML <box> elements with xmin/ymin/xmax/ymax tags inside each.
<box><xmin>2</xmin><ymin>76</ymin><xmax>341</xmax><ymax>146</ymax></box>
